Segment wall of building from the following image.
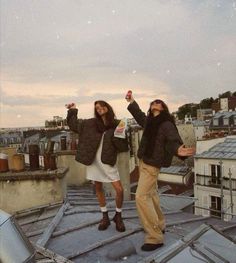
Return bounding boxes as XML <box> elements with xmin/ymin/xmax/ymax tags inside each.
<box><xmin>57</xmin><ymin>151</ymin><xmax>87</xmax><ymax>186</ymax></box>
<box><xmin>177</xmin><ymin>124</ymin><xmax>196</xmax><ymax>146</ymax></box>
<box><xmin>0</xmin><ymin>170</ymin><xmax>67</xmax><ymax>214</ymax></box>
<box><xmin>193</xmin><ymin>126</ymin><xmax>205</xmax><ymax>140</ymax></box>
<box><xmin>194</xmin><ymin>158</ymin><xmax>236</xmax><ymax>179</ymax></box>
<box><xmin>194</xmin><ymin>184</ymin><xmax>236</xmax><ymax>221</ymax></box>
<box><xmin>194</xmin><ymin>158</ymin><xmax>236</xmax><ymax>221</ymax></box>
<box><xmin>220</xmin><ymin>98</ymin><xmax>229</xmax><ymax>111</ymax></box>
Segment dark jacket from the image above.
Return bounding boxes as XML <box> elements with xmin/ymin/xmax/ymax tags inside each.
<box><xmin>128</xmin><ymin>101</ymin><xmax>184</xmax><ymax>168</ymax></box>
<box><xmin>66</xmin><ymin>108</ymin><xmax>129</xmax><ymax>166</ymax></box>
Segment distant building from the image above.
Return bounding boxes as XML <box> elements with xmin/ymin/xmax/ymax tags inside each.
<box><xmin>45</xmin><ymin>116</ymin><xmax>67</xmax><ymax>129</ymax></box>
<box><xmin>184</xmin><ymin>114</ymin><xmax>193</xmax><ymax>124</ymax></box>
<box><xmin>197</xmin><ymin>108</ymin><xmax>213</xmax><ymax>121</ymax></box>
<box><xmin>192</xmin><ymin>120</ymin><xmax>210</xmax><ymax>140</ymax></box>
<box><xmin>194</xmin><ymin>137</ymin><xmax>236</xmax><ymax>221</ymax></box>
<box><xmin>0</xmin><ymin>131</ymin><xmax>23</xmax><ymax>150</ymax></box>
<box><xmin>210</xmin><ymin>111</ymin><xmax>236</xmax><ymax>133</ymax></box>
<box><xmin>22</xmin><ymin>133</ymin><xmax>42</xmax><ymax>153</ymax></box>
<box><xmin>212</xmin><ymin>97</ymin><xmax>236</xmax><ymax>112</ymax></box>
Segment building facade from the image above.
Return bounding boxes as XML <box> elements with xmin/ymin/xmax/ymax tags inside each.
<box><xmin>194</xmin><ymin>137</ymin><xmax>236</xmax><ymax>221</ymax></box>
<box><xmin>197</xmin><ymin>108</ymin><xmax>213</xmax><ymax>121</ymax></box>
<box><xmin>210</xmin><ymin>111</ymin><xmax>236</xmax><ymax>134</ymax></box>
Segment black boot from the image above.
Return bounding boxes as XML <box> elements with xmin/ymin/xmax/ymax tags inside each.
<box><xmin>113</xmin><ymin>212</ymin><xmax>126</xmax><ymax>232</ymax></box>
<box><xmin>98</xmin><ymin>211</ymin><xmax>110</xmax><ymax>231</ymax></box>
<box><xmin>141</xmin><ymin>243</ymin><xmax>164</xmax><ymax>251</ymax></box>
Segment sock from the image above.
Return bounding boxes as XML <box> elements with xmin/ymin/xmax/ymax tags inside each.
<box><xmin>100</xmin><ymin>206</ymin><xmax>107</xmax><ymax>212</ymax></box>
<box><xmin>116</xmin><ymin>207</ymin><xmax>122</xmax><ymax>213</ymax></box>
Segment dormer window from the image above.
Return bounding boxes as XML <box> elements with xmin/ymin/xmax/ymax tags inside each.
<box><xmin>223</xmin><ymin>118</ymin><xmax>229</xmax><ymax>126</ymax></box>
<box><xmin>213</xmin><ymin>119</ymin><xmax>218</xmax><ymax>126</ymax></box>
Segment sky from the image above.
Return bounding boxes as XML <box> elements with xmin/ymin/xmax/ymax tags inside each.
<box><xmin>0</xmin><ymin>0</ymin><xmax>236</xmax><ymax>128</ymax></box>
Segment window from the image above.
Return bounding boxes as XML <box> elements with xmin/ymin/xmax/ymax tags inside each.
<box><xmin>213</xmin><ymin>119</ymin><xmax>218</xmax><ymax>126</ymax></box>
<box><xmin>223</xmin><ymin>118</ymin><xmax>229</xmax><ymax>126</ymax></box>
<box><xmin>211</xmin><ymin>164</ymin><xmax>221</xmax><ymax>185</ymax></box>
<box><xmin>211</xmin><ymin>196</ymin><xmax>221</xmax><ymax>218</ymax></box>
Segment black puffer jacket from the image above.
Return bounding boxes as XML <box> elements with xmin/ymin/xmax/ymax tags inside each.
<box><xmin>128</xmin><ymin>101</ymin><xmax>184</xmax><ymax>168</ymax></box>
<box><xmin>67</xmin><ymin>108</ymin><xmax>129</xmax><ymax>166</ymax></box>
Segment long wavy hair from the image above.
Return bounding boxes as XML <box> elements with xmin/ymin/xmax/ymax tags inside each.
<box><xmin>147</xmin><ymin>99</ymin><xmax>175</xmax><ymax>122</ymax></box>
<box><xmin>94</xmin><ymin>100</ymin><xmax>116</xmax><ymax>128</ymax></box>
<box><xmin>143</xmin><ymin>99</ymin><xmax>176</xmax><ymax>157</ymax></box>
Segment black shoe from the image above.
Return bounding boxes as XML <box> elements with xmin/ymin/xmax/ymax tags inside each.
<box><xmin>141</xmin><ymin>243</ymin><xmax>164</xmax><ymax>251</ymax></box>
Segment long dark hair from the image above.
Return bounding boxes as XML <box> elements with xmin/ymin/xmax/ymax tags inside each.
<box><xmin>94</xmin><ymin>100</ymin><xmax>116</xmax><ymax>128</ymax></box>
<box><xmin>147</xmin><ymin>99</ymin><xmax>175</xmax><ymax>122</ymax></box>
<box><xmin>143</xmin><ymin>99</ymin><xmax>176</xmax><ymax>157</ymax></box>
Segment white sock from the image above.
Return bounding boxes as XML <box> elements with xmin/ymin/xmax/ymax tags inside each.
<box><xmin>100</xmin><ymin>206</ymin><xmax>107</xmax><ymax>212</ymax></box>
<box><xmin>116</xmin><ymin>207</ymin><xmax>122</xmax><ymax>213</ymax></box>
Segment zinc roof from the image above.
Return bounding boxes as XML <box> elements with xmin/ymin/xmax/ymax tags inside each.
<box><xmin>13</xmin><ymin>185</ymin><xmax>236</xmax><ymax>263</ymax></box>
<box><xmin>195</xmin><ymin>137</ymin><xmax>236</xmax><ymax>160</ymax></box>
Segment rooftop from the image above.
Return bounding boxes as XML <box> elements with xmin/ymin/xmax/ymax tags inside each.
<box><xmin>14</xmin><ymin>184</ymin><xmax>236</xmax><ymax>263</ymax></box>
<box><xmin>160</xmin><ymin>166</ymin><xmax>191</xmax><ymax>176</ymax></box>
<box><xmin>195</xmin><ymin>137</ymin><xmax>236</xmax><ymax>160</ymax></box>
<box><xmin>213</xmin><ymin>111</ymin><xmax>236</xmax><ymax>119</ymax></box>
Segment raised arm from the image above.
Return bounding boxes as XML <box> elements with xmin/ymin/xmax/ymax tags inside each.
<box><xmin>126</xmin><ymin>92</ymin><xmax>147</xmax><ymax>128</ymax></box>
<box><xmin>66</xmin><ymin>106</ymin><xmax>84</xmax><ymax>134</ymax></box>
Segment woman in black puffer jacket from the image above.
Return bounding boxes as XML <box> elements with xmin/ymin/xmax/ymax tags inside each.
<box><xmin>126</xmin><ymin>94</ymin><xmax>195</xmax><ymax>252</ymax></box>
<box><xmin>67</xmin><ymin>100</ymin><xmax>129</xmax><ymax>232</ymax></box>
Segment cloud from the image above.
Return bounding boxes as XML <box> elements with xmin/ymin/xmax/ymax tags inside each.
<box><xmin>1</xmin><ymin>0</ymin><xmax>236</xmax><ymax>127</ymax></box>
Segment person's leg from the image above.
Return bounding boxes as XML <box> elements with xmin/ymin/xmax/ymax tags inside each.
<box><xmin>152</xmin><ymin>188</ymin><xmax>166</xmax><ymax>232</ymax></box>
<box><xmin>94</xmin><ymin>181</ymin><xmax>110</xmax><ymax>230</ymax></box>
<box><xmin>95</xmin><ymin>181</ymin><xmax>106</xmax><ymax>207</ymax></box>
<box><xmin>111</xmin><ymin>180</ymin><xmax>123</xmax><ymax>208</ymax></box>
<box><xmin>148</xmin><ymin>177</ymin><xmax>165</xmax><ymax>232</ymax></box>
<box><xmin>136</xmin><ymin>161</ymin><xmax>164</xmax><ymax>249</ymax></box>
<box><xmin>111</xmin><ymin>180</ymin><xmax>126</xmax><ymax>232</ymax></box>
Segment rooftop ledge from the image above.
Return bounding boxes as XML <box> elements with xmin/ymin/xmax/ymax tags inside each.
<box><xmin>0</xmin><ymin>167</ymin><xmax>69</xmax><ymax>181</ymax></box>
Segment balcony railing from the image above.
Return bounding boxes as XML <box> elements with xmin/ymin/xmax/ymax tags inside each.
<box><xmin>208</xmin><ymin>180</ymin><xmax>221</xmax><ymax>188</ymax></box>
<box><xmin>195</xmin><ymin>173</ymin><xmax>236</xmax><ymax>190</ymax></box>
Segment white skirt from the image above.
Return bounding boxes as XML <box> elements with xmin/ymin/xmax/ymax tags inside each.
<box><xmin>86</xmin><ymin>133</ymin><xmax>120</xmax><ymax>183</ymax></box>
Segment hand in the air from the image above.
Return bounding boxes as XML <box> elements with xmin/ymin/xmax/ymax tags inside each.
<box><xmin>125</xmin><ymin>90</ymin><xmax>134</xmax><ymax>103</ymax></box>
<box><xmin>65</xmin><ymin>103</ymin><xmax>76</xmax><ymax>109</ymax></box>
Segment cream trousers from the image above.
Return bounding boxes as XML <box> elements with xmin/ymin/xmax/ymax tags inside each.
<box><xmin>136</xmin><ymin>160</ymin><xmax>165</xmax><ymax>244</ymax></box>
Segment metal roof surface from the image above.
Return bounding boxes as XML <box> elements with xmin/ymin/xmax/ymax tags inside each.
<box><xmin>195</xmin><ymin>137</ymin><xmax>236</xmax><ymax>160</ymax></box>
<box><xmin>160</xmin><ymin>166</ymin><xmax>191</xmax><ymax>175</ymax></box>
<box><xmin>12</xmin><ymin>185</ymin><xmax>236</xmax><ymax>263</ymax></box>
<box><xmin>213</xmin><ymin>111</ymin><xmax>236</xmax><ymax>120</ymax></box>
<box><xmin>159</xmin><ymin>194</ymin><xmax>197</xmax><ymax>211</ymax></box>
<box><xmin>146</xmin><ymin>224</ymin><xmax>236</xmax><ymax>263</ymax></box>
